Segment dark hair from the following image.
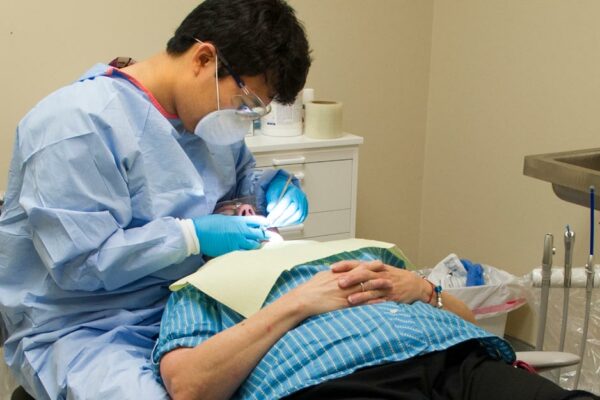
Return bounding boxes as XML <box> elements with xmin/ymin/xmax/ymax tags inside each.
<box><xmin>167</xmin><ymin>0</ymin><xmax>311</xmax><ymax>104</ymax></box>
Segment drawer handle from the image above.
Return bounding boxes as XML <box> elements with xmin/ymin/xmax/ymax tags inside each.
<box><xmin>272</xmin><ymin>156</ymin><xmax>306</xmax><ymax>166</ymax></box>
<box><xmin>277</xmin><ymin>223</ymin><xmax>305</xmax><ymax>234</ymax></box>
<box><xmin>293</xmin><ymin>172</ymin><xmax>305</xmax><ymax>181</ymax></box>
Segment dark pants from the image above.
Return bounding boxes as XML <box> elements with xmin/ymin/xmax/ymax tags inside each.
<box><xmin>284</xmin><ymin>340</ymin><xmax>598</xmax><ymax>400</ymax></box>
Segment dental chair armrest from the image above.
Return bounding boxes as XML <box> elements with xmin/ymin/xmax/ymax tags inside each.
<box><xmin>515</xmin><ymin>351</ymin><xmax>580</xmax><ymax>373</ymax></box>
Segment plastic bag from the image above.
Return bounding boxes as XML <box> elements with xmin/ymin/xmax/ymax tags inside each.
<box><xmin>523</xmin><ymin>272</ymin><xmax>600</xmax><ymax>394</ymax></box>
<box><xmin>446</xmin><ymin>265</ymin><xmax>528</xmax><ymax>319</ymax></box>
<box><xmin>422</xmin><ymin>261</ymin><xmax>528</xmax><ymax>320</ymax></box>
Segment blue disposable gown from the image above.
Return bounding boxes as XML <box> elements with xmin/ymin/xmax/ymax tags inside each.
<box><xmin>0</xmin><ymin>64</ymin><xmax>258</xmax><ymax>399</ymax></box>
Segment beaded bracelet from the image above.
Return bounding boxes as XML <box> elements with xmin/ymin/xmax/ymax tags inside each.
<box><xmin>434</xmin><ymin>285</ymin><xmax>443</xmax><ymax>309</ymax></box>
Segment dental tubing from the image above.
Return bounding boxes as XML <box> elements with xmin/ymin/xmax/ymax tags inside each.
<box><xmin>574</xmin><ymin>186</ymin><xmax>596</xmax><ymax>389</ymax></box>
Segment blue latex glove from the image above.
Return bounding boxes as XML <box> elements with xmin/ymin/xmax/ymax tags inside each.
<box><xmin>192</xmin><ymin>214</ymin><xmax>268</xmax><ymax>257</ymax></box>
<box><xmin>265</xmin><ymin>173</ymin><xmax>308</xmax><ymax>227</ymax></box>
<box><xmin>460</xmin><ymin>259</ymin><xmax>485</xmax><ymax>286</ymax></box>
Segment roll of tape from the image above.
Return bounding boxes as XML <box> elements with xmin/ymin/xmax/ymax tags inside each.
<box><xmin>304</xmin><ymin>101</ymin><xmax>343</xmax><ymax>139</ymax></box>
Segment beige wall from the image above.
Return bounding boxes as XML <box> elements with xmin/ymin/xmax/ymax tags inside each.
<box><xmin>421</xmin><ymin>1</ymin><xmax>600</xmax><ymax>342</ymax></box>
<box><xmin>0</xmin><ymin>0</ymin><xmax>200</xmax><ymax>191</ymax></box>
<box><xmin>422</xmin><ymin>0</ymin><xmax>600</xmax><ymax>279</ymax></box>
<box><xmin>291</xmin><ymin>0</ymin><xmax>434</xmax><ymax>262</ymax></box>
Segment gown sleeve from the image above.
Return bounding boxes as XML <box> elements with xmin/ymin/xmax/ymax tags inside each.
<box><xmin>19</xmin><ymin>131</ymin><xmax>189</xmax><ymax>292</ymax></box>
<box><xmin>231</xmin><ymin>141</ymin><xmax>259</xmax><ymax>199</ymax></box>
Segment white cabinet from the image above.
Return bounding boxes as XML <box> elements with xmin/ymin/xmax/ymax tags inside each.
<box><xmin>245</xmin><ymin>133</ymin><xmax>363</xmax><ymax>242</ymax></box>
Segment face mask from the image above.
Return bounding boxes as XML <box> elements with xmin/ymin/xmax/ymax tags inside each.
<box><xmin>193</xmin><ymin>109</ymin><xmax>251</xmax><ymax>145</ymax></box>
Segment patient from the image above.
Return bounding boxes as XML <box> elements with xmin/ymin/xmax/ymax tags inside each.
<box><xmin>153</xmin><ymin>245</ymin><xmax>598</xmax><ymax>400</ymax></box>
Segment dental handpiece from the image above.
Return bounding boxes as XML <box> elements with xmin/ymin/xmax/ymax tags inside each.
<box><xmin>574</xmin><ymin>253</ymin><xmax>594</xmax><ymax>389</ymax></box>
<box><xmin>574</xmin><ymin>186</ymin><xmax>595</xmax><ymax>389</ymax></box>
<box><xmin>559</xmin><ymin>226</ymin><xmax>575</xmax><ymax>353</ymax></box>
<box><xmin>536</xmin><ymin>233</ymin><xmax>554</xmax><ymax>351</ymax></box>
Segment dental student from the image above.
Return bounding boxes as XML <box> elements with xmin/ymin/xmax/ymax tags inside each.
<box><xmin>0</xmin><ymin>0</ymin><xmax>310</xmax><ymax>398</ymax></box>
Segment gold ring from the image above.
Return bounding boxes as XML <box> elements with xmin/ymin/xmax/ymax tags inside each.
<box><xmin>360</xmin><ymin>282</ymin><xmax>366</xmax><ymax>292</ymax></box>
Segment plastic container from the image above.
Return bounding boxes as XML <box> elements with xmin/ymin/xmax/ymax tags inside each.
<box><xmin>260</xmin><ymin>96</ymin><xmax>303</xmax><ymax>137</ymax></box>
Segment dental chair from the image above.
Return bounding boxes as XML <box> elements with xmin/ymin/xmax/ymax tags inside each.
<box><xmin>515</xmin><ymin>350</ymin><xmax>580</xmax><ymax>373</ymax></box>
<box><xmin>11</xmin><ymin>387</ymin><xmax>33</xmax><ymax>400</ymax></box>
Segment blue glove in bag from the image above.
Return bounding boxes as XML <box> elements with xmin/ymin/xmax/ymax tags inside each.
<box><xmin>265</xmin><ymin>171</ymin><xmax>308</xmax><ymax>227</ymax></box>
<box><xmin>192</xmin><ymin>214</ymin><xmax>268</xmax><ymax>257</ymax></box>
<box><xmin>460</xmin><ymin>259</ymin><xmax>485</xmax><ymax>286</ymax></box>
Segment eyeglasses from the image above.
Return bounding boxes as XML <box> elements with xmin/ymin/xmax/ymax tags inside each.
<box><xmin>195</xmin><ymin>39</ymin><xmax>271</xmax><ymax>120</ymax></box>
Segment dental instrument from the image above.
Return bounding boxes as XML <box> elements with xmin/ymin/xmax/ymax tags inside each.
<box><xmin>574</xmin><ymin>186</ymin><xmax>595</xmax><ymax>389</ymax></box>
<box><xmin>556</xmin><ymin>225</ymin><xmax>574</xmax><ymax>383</ymax></box>
<box><xmin>559</xmin><ymin>225</ymin><xmax>575</xmax><ymax>352</ymax></box>
<box><xmin>536</xmin><ymin>233</ymin><xmax>554</xmax><ymax>351</ymax></box>
<box><xmin>275</xmin><ymin>174</ymin><xmax>294</xmax><ymax>207</ymax></box>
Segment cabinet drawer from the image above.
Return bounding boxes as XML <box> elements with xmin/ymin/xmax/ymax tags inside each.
<box><xmin>277</xmin><ymin>209</ymin><xmax>351</xmax><ymax>240</ymax></box>
<box><xmin>253</xmin><ymin>147</ymin><xmax>356</xmax><ymax>167</ymax></box>
<box><xmin>261</xmin><ymin>160</ymin><xmax>353</xmax><ymax>213</ymax></box>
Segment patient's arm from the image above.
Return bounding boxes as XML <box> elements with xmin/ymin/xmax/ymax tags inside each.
<box><xmin>160</xmin><ymin>270</ymin><xmax>392</xmax><ymax>400</ymax></box>
<box><xmin>332</xmin><ymin>260</ymin><xmax>476</xmax><ymax>323</ymax></box>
